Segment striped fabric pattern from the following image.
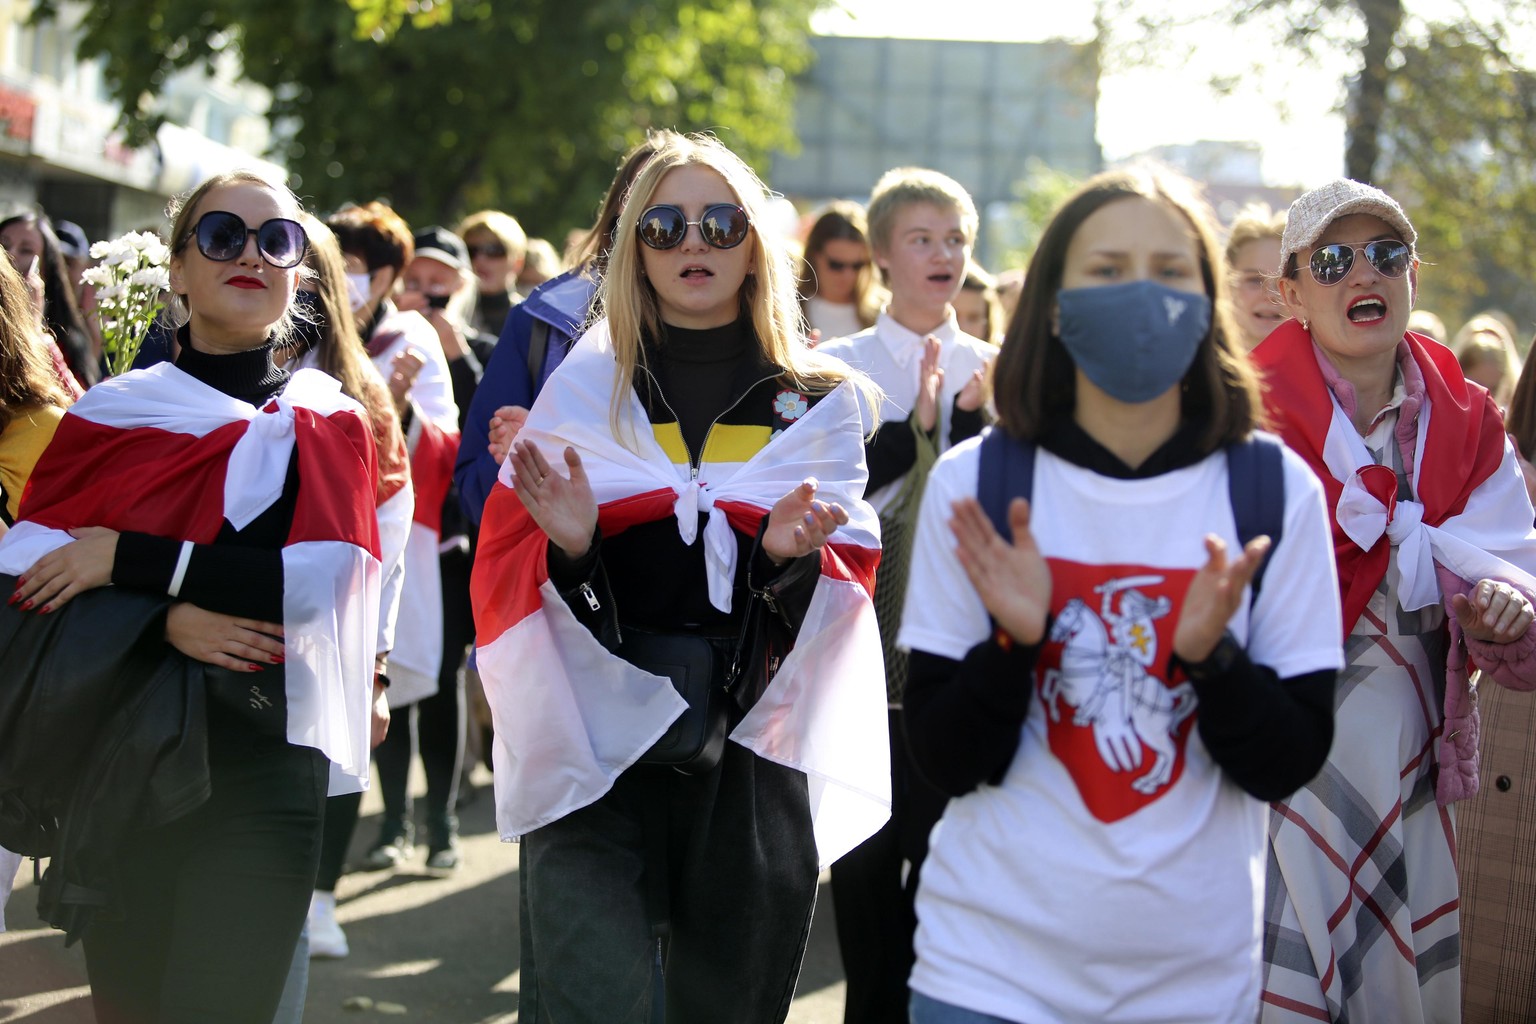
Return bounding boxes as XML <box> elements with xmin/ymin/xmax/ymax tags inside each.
<box><xmin>1263</xmin><ymin>429</ymin><xmax>1460</xmax><ymax>1023</ymax></box>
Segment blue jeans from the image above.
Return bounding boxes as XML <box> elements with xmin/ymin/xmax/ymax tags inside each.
<box><xmin>910</xmin><ymin>989</ymin><xmax>1018</xmax><ymax>1024</ymax></box>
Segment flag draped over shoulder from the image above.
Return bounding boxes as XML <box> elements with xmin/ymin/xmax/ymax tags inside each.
<box><xmin>0</xmin><ymin>363</ymin><xmax>382</xmax><ymax>794</ymax></box>
<box><xmin>471</xmin><ymin>321</ymin><xmax>890</xmax><ymax>867</ymax></box>
<box><xmin>1253</xmin><ymin>318</ymin><xmax>1536</xmax><ymax>632</ymax></box>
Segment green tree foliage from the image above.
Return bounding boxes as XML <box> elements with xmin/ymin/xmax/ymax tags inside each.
<box><xmin>35</xmin><ymin>0</ymin><xmax>820</xmax><ymax>242</ymax></box>
<box><xmin>1095</xmin><ymin>0</ymin><xmax>1536</xmax><ymax>333</ymax></box>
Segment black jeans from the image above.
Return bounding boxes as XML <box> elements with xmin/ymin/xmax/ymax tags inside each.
<box><xmin>81</xmin><ymin>710</ymin><xmax>329</xmax><ymax>1024</ymax></box>
<box><xmin>522</xmin><ymin>743</ymin><xmax>819</xmax><ymax>1024</ymax></box>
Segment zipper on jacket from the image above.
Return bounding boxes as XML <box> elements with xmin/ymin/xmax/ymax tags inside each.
<box><xmin>638</xmin><ymin>363</ymin><xmax>779</xmax><ymax>480</ymax></box>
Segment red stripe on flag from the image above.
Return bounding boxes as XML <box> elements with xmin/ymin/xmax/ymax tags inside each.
<box><xmin>409</xmin><ymin>421</ymin><xmax>459</xmax><ymax>533</ymax></box>
<box><xmin>287</xmin><ymin>408</ymin><xmax>382</xmax><ymax>557</ymax></box>
<box><xmin>715</xmin><ymin>499</ymin><xmax>881</xmax><ymax>595</ymax></box>
<box><xmin>470</xmin><ymin>482</ymin><xmax>551</xmax><ymax>643</ymax></box>
<box><xmin>599</xmin><ymin>488</ymin><xmax>682</xmax><ymax>536</ymax></box>
<box><xmin>21</xmin><ymin>413</ymin><xmax>237</xmax><ymax>541</ymax></box>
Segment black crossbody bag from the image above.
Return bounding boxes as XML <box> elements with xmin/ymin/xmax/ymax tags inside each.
<box><xmin>619</xmin><ymin>628</ymin><xmax>737</xmax><ymax>774</ymax></box>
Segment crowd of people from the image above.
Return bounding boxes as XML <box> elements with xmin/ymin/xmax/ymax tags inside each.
<box><xmin>1</xmin><ymin>126</ymin><xmax>1535</xmax><ymax>1024</ymax></box>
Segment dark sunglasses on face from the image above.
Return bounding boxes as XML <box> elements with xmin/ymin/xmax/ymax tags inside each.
<box><xmin>824</xmin><ymin>258</ymin><xmax>867</xmax><ymax>273</ymax></box>
<box><xmin>468</xmin><ymin>243</ymin><xmax>507</xmax><ymax>259</ymax></box>
<box><xmin>636</xmin><ymin>204</ymin><xmax>752</xmax><ymax>251</ymax></box>
<box><xmin>188</xmin><ymin>210</ymin><xmax>306</xmax><ymax>269</ymax></box>
<box><xmin>1303</xmin><ymin>240</ymin><xmax>1412</xmax><ymax>286</ymax></box>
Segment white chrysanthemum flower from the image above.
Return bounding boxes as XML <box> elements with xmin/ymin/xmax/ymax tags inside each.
<box><xmin>80</xmin><ymin>265</ymin><xmax>113</xmax><ymax>286</ymax></box>
<box><xmin>95</xmin><ymin>282</ymin><xmax>126</xmax><ymax>302</ymax></box>
<box><xmin>129</xmin><ymin>267</ymin><xmax>169</xmax><ymax>289</ymax></box>
<box><xmin>89</xmin><ymin>240</ymin><xmax>113</xmax><ymax>260</ymax></box>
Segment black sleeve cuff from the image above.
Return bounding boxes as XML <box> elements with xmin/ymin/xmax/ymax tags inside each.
<box><xmin>950</xmin><ymin>401</ymin><xmax>987</xmax><ymax>446</ymax></box>
<box><xmin>110</xmin><ymin>531</ymin><xmax>178</xmax><ymax>593</ymax></box>
<box><xmin>547</xmin><ymin>524</ymin><xmax>602</xmax><ymax>591</ymax></box>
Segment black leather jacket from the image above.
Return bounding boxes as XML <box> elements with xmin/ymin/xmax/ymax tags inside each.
<box><xmin>0</xmin><ymin>578</ymin><xmax>211</xmax><ymax>943</ymax></box>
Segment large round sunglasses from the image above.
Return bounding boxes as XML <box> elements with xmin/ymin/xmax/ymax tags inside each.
<box><xmin>188</xmin><ymin>210</ymin><xmax>307</xmax><ymax>269</ymax></box>
<box><xmin>636</xmin><ymin>203</ymin><xmax>752</xmax><ymax>251</ymax></box>
<box><xmin>1302</xmin><ymin>239</ymin><xmax>1412</xmax><ymax>286</ymax></box>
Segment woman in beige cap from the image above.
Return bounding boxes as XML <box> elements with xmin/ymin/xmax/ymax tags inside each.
<box><xmin>1251</xmin><ymin>179</ymin><xmax>1536</xmax><ymax>1023</ymax></box>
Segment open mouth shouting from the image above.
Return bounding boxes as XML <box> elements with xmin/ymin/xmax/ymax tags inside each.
<box><xmin>680</xmin><ymin>264</ymin><xmax>714</xmax><ymax>280</ymax></box>
<box><xmin>1347</xmin><ymin>295</ymin><xmax>1386</xmax><ymax>324</ymax></box>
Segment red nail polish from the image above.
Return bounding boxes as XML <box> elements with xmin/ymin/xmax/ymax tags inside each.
<box><xmin>16</xmin><ymin>576</ymin><xmax>25</xmax><ymax>587</ymax></box>
<box><xmin>39</xmin><ymin>604</ymin><xmax>51</xmax><ymax>614</ymax></box>
<box><xmin>20</xmin><ymin>599</ymin><xmax>33</xmax><ymax>611</ymax></box>
<box><xmin>272</xmin><ymin>655</ymin><xmax>285</xmax><ymax>664</ymax></box>
<box><xmin>7</xmin><ymin>593</ymin><xmax>18</xmax><ymax>606</ymax></box>
<box><xmin>248</xmin><ymin>663</ymin><xmax>264</xmax><ymax>672</ymax></box>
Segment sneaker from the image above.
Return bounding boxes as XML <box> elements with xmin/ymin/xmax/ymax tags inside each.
<box><xmin>360</xmin><ymin>824</ymin><xmax>414</xmax><ymax>871</ymax></box>
<box><xmin>308</xmin><ymin>891</ymin><xmax>349</xmax><ymax>959</ymax></box>
<box><xmin>425</xmin><ymin>840</ymin><xmax>461</xmax><ymax>873</ymax></box>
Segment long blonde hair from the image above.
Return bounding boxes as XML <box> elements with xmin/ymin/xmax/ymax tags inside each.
<box><xmin>599</xmin><ymin>130</ymin><xmax>876</xmax><ymax>437</ymax></box>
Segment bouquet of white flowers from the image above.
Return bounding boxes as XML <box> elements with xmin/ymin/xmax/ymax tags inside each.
<box><xmin>81</xmin><ymin>231</ymin><xmax>171</xmax><ymax>377</ymax></box>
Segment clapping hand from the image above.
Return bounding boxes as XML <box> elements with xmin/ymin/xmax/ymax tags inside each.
<box><xmin>949</xmin><ymin>496</ymin><xmax>1051</xmax><ymax>645</ymax></box>
<box><xmin>488</xmin><ymin>405</ymin><xmax>529</xmax><ymax>464</ymax></box>
<box><xmin>511</xmin><ymin>440</ymin><xmax>598</xmax><ymax>559</ymax></box>
<box><xmin>762</xmin><ymin>478</ymin><xmax>849</xmax><ymax>565</ymax></box>
<box><xmin>1172</xmin><ymin>533</ymin><xmax>1270</xmax><ymax>664</ymax></box>
<box><xmin>915</xmin><ymin>336</ymin><xmax>944</xmax><ymax>433</ymax></box>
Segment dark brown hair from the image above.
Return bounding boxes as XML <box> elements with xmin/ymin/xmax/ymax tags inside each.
<box><xmin>797</xmin><ymin>199</ymin><xmax>882</xmax><ymax>329</ymax></box>
<box><xmin>993</xmin><ymin>166</ymin><xmax>1263</xmax><ymax>450</ymax></box>
<box><xmin>1506</xmin><ymin>337</ymin><xmax>1536</xmax><ymax>461</ymax></box>
<box><xmin>328</xmin><ymin>201</ymin><xmax>414</xmax><ymax>275</ymax></box>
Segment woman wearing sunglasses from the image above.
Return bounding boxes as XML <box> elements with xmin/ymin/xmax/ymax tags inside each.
<box><xmin>797</xmin><ymin>200</ymin><xmax>883</xmax><ymax>342</ymax></box>
<box><xmin>0</xmin><ymin>170</ymin><xmax>384</xmax><ymax>1023</ymax></box>
<box><xmin>471</xmin><ymin>130</ymin><xmax>887</xmax><ymax>1023</ymax></box>
<box><xmin>1253</xmin><ymin>179</ymin><xmax>1536</xmax><ymax>1022</ymax></box>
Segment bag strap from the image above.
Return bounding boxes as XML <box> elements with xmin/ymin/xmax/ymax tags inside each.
<box><xmin>526</xmin><ymin>319</ymin><xmax>551</xmax><ymax>390</ymax></box>
<box><xmin>978</xmin><ymin>426</ymin><xmax>1036</xmax><ymax>541</ymax></box>
<box><xmin>1224</xmin><ymin>432</ymin><xmax>1286</xmax><ymax>599</ymax></box>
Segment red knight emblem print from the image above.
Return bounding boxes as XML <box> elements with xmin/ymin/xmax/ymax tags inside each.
<box><xmin>1037</xmin><ymin>559</ymin><xmax>1199</xmax><ymax>822</ymax></box>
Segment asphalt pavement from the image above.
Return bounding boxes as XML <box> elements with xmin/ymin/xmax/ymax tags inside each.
<box><xmin>0</xmin><ymin>763</ymin><xmax>850</xmax><ymax>1023</ymax></box>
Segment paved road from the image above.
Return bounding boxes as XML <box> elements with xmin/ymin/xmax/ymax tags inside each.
<box><xmin>0</xmin><ymin>764</ymin><xmax>850</xmax><ymax>1023</ymax></box>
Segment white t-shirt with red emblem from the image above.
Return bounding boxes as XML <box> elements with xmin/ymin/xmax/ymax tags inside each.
<box><xmin>899</xmin><ymin>436</ymin><xmax>1342</xmax><ymax>1024</ymax></box>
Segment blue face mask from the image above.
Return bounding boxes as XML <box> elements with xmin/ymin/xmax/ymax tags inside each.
<box><xmin>1056</xmin><ymin>279</ymin><xmax>1212</xmax><ymax>404</ymax></box>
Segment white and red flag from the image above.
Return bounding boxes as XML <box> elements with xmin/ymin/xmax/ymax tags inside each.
<box><xmin>369</xmin><ymin>308</ymin><xmax>459</xmax><ymax>705</ymax></box>
<box><xmin>470</xmin><ymin>322</ymin><xmax>891</xmax><ymax>866</ymax></box>
<box><xmin>0</xmin><ymin>363</ymin><xmax>383</xmax><ymax>794</ymax></box>
<box><xmin>1255</xmin><ymin>318</ymin><xmax>1536</xmax><ymax>631</ymax></box>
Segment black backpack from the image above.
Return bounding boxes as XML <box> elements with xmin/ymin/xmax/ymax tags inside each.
<box><xmin>976</xmin><ymin>428</ymin><xmax>1286</xmax><ymax>599</ymax></box>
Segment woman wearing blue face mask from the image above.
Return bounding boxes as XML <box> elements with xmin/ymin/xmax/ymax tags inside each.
<box><xmin>896</xmin><ymin>167</ymin><xmax>1344</xmax><ymax>1024</ymax></box>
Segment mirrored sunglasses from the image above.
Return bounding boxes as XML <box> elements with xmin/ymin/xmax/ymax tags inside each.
<box><xmin>825</xmin><ymin>258</ymin><xmax>867</xmax><ymax>273</ymax></box>
<box><xmin>1305</xmin><ymin>240</ymin><xmax>1411</xmax><ymax>286</ymax></box>
<box><xmin>191</xmin><ymin>211</ymin><xmax>306</xmax><ymax>269</ymax></box>
<box><xmin>636</xmin><ymin>203</ymin><xmax>752</xmax><ymax>250</ymax></box>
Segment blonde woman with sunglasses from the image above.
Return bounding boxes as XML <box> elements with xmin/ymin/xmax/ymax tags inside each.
<box><xmin>471</xmin><ymin>130</ymin><xmax>887</xmax><ymax>1023</ymax></box>
<box><xmin>1254</xmin><ymin>179</ymin><xmax>1536</xmax><ymax>1023</ymax></box>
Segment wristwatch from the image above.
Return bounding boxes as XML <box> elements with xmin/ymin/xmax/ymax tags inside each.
<box><xmin>1174</xmin><ymin>631</ymin><xmax>1244</xmax><ymax>682</ymax></box>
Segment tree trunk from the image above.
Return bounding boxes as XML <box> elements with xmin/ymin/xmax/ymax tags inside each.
<box><xmin>1346</xmin><ymin>0</ymin><xmax>1405</xmax><ymax>183</ymax></box>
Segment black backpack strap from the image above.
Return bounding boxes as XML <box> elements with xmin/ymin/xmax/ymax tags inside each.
<box><xmin>978</xmin><ymin>426</ymin><xmax>1036</xmax><ymax>541</ymax></box>
<box><xmin>1225</xmin><ymin>431</ymin><xmax>1286</xmax><ymax>599</ymax></box>
<box><xmin>526</xmin><ymin>319</ymin><xmax>551</xmax><ymax>389</ymax></box>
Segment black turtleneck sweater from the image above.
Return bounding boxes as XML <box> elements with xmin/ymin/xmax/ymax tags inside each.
<box><xmin>110</xmin><ymin>337</ymin><xmax>296</xmax><ymax>621</ymax></box>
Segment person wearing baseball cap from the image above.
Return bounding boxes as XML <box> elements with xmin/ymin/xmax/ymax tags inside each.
<box><xmin>1252</xmin><ymin>179</ymin><xmax>1536</xmax><ymax>1021</ymax></box>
